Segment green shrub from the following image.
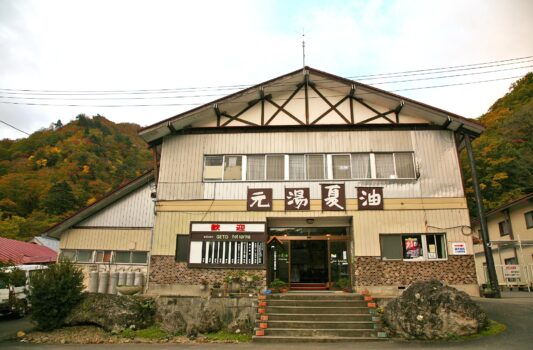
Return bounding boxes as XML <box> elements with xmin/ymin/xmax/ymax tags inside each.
<box><xmin>9</xmin><ymin>268</ymin><xmax>27</xmax><ymax>287</ymax></box>
<box><xmin>28</xmin><ymin>259</ymin><xmax>84</xmax><ymax>330</ymax></box>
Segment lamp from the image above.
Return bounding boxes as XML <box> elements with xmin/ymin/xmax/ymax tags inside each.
<box><xmin>306</xmin><ymin>218</ymin><xmax>315</xmax><ymax>225</ymax></box>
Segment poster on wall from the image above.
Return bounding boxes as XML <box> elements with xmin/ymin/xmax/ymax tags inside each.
<box><xmin>188</xmin><ymin>222</ymin><xmax>266</xmax><ymax>268</ymax></box>
<box><xmin>451</xmin><ymin>242</ymin><xmax>467</xmax><ymax>255</ymax></box>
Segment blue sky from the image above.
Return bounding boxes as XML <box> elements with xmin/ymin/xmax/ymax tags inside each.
<box><xmin>0</xmin><ymin>0</ymin><xmax>532</xmax><ymax>139</ymax></box>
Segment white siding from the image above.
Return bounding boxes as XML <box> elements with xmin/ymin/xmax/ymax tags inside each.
<box><xmin>78</xmin><ymin>183</ymin><xmax>155</xmax><ymax>227</ymax></box>
<box><xmin>157</xmin><ymin>130</ymin><xmax>463</xmax><ymax>200</ymax></box>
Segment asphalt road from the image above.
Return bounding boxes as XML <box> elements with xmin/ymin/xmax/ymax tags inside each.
<box><xmin>1</xmin><ymin>294</ymin><xmax>532</xmax><ymax>349</ymax></box>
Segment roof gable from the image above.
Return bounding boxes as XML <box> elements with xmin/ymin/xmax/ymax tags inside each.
<box><xmin>139</xmin><ymin>67</ymin><xmax>484</xmax><ymax>143</ymax></box>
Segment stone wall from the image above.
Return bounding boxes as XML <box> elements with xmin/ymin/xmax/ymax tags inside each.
<box><xmin>353</xmin><ymin>255</ymin><xmax>478</xmax><ymax>286</ymax></box>
<box><xmin>149</xmin><ymin>255</ymin><xmax>266</xmax><ymax>286</ymax></box>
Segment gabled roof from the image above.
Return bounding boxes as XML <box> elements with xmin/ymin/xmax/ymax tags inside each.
<box><xmin>29</xmin><ymin>236</ymin><xmax>60</xmax><ymax>252</ymax></box>
<box><xmin>44</xmin><ymin>171</ymin><xmax>154</xmax><ymax>238</ymax></box>
<box><xmin>139</xmin><ymin>66</ymin><xmax>484</xmax><ymax>144</ymax></box>
<box><xmin>0</xmin><ymin>237</ymin><xmax>57</xmax><ymax>264</ymax></box>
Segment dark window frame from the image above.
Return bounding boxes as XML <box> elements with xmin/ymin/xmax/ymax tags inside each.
<box><xmin>525</xmin><ymin>211</ymin><xmax>533</xmax><ymax>229</ymax></box>
<box><xmin>175</xmin><ymin>235</ymin><xmax>190</xmax><ymax>262</ymax></box>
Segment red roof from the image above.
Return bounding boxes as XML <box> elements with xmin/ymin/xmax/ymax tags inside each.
<box><xmin>0</xmin><ymin>237</ymin><xmax>57</xmax><ymax>264</ymax></box>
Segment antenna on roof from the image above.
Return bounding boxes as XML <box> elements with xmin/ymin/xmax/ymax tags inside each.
<box><xmin>302</xmin><ymin>28</ymin><xmax>306</xmax><ymax>71</ymax></box>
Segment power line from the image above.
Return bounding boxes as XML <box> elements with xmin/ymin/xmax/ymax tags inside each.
<box><xmin>0</xmin><ymin>74</ymin><xmax>523</xmax><ymax>108</ymax></box>
<box><xmin>0</xmin><ymin>55</ymin><xmax>531</xmax><ymax>95</ymax></box>
<box><xmin>0</xmin><ymin>119</ymin><xmax>30</xmax><ymax>135</ymax></box>
<box><xmin>0</xmin><ymin>64</ymin><xmax>530</xmax><ymax>102</ymax></box>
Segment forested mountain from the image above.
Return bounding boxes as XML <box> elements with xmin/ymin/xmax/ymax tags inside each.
<box><xmin>0</xmin><ymin>115</ymin><xmax>152</xmax><ymax>240</ymax></box>
<box><xmin>462</xmin><ymin>73</ymin><xmax>533</xmax><ymax>216</ymax></box>
<box><xmin>0</xmin><ymin>74</ymin><xmax>530</xmax><ymax>241</ymax></box>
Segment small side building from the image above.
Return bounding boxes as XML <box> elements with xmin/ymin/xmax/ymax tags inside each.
<box><xmin>473</xmin><ymin>193</ymin><xmax>533</xmax><ymax>290</ymax></box>
<box><xmin>44</xmin><ymin>172</ymin><xmax>155</xmax><ymax>288</ymax></box>
<box><xmin>0</xmin><ymin>236</ymin><xmax>57</xmax><ymax>265</ymax></box>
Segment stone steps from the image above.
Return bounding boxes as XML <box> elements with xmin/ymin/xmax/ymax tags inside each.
<box><xmin>253</xmin><ymin>292</ymin><xmax>386</xmax><ymax>343</ymax></box>
<box><xmin>253</xmin><ymin>336</ymin><xmax>385</xmax><ymax>343</ymax></box>
<box><xmin>260</xmin><ymin>313</ymin><xmax>373</xmax><ymax>321</ymax></box>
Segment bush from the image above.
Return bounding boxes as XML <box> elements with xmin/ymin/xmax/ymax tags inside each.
<box><xmin>28</xmin><ymin>259</ymin><xmax>84</xmax><ymax>330</ymax></box>
<box><xmin>9</xmin><ymin>268</ymin><xmax>27</xmax><ymax>287</ymax></box>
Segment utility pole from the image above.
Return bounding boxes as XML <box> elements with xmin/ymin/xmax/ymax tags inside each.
<box><xmin>464</xmin><ymin>134</ymin><xmax>501</xmax><ymax>298</ymax></box>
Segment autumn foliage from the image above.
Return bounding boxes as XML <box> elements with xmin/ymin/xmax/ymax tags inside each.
<box><xmin>461</xmin><ymin>73</ymin><xmax>533</xmax><ymax>215</ymax></box>
<box><xmin>0</xmin><ymin>115</ymin><xmax>152</xmax><ymax>240</ymax></box>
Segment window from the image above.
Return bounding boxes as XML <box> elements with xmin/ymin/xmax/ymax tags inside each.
<box><xmin>115</xmin><ymin>251</ymin><xmax>148</xmax><ymax>264</ymax></box>
<box><xmin>289</xmin><ymin>155</ymin><xmax>306</xmax><ymax>180</ymax></box>
<box><xmin>266</xmin><ymin>155</ymin><xmax>285</xmax><ymax>180</ymax></box>
<box><xmin>307</xmin><ymin>154</ymin><xmax>325</xmax><ymax>179</ymax></box>
<box><xmin>380</xmin><ymin>234</ymin><xmax>447</xmax><ymax>260</ymax></box>
<box><xmin>395</xmin><ymin>153</ymin><xmax>416</xmax><ymax>178</ymax></box>
<box><xmin>61</xmin><ymin>249</ymin><xmax>76</xmax><ymax>261</ymax></box>
<box><xmin>375</xmin><ymin>153</ymin><xmax>395</xmax><ymax>178</ymax></box>
<box><xmin>203</xmin><ymin>152</ymin><xmax>416</xmax><ymax>181</ymax></box>
<box><xmin>246</xmin><ymin>155</ymin><xmax>265</xmax><ymax>180</ymax></box>
<box><xmin>498</xmin><ymin>220</ymin><xmax>511</xmax><ymax>236</ymax></box>
<box><xmin>175</xmin><ymin>235</ymin><xmax>190</xmax><ymax>262</ymax></box>
<box><xmin>76</xmin><ymin>250</ymin><xmax>93</xmax><ymax>263</ymax></box>
<box><xmin>95</xmin><ymin>250</ymin><xmax>112</xmax><ymax>263</ymax></box>
<box><xmin>203</xmin><ymin>156</ymin><xmax>223</xmax><ymax>180</ymax></box>
<box><xmin>351</xmin><ymin>153</ymin><xmax>371</xmax><ymax>179</ymax></box>
<box><xmin>525</xmin><ymin>211</ymin><xmax>533</xmax><ymax>229</ymax></box>
<box><xmin>223</xmin><ymin>155</ymin><xmax>242</xmax><ymax>180</ymax></box>
<box><xmin>332</xmin><ymin>154</ymin><xmax>351</xmax><ymax>179</ymax></box>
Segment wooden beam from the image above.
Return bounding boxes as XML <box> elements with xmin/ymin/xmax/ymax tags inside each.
<box><xmin>349</xmin><ymin>85</ymin><xmax>356</xmax><ymax>124</ymax></box>
<box><xmin>266</xmin><ymin>99</ymin><xmax>305</xmax><ymax>125</ymax></box>
<box><xmin>394</xmin><ymin>101</ymin><xmax>404</xmax><ymax>124</ymax></box>
<box><xmin>214</xmin><ymin>104</ymin><xmax>221</xmax><ymax>127</ymax></box>
<box><xmin>265</xmin><ymin>84</ymin><xmax>303</xmax><ymax>125</ymax></box>
<box><xmin>304</xmin><ymin>74</ymin><xmax>310</xmax><ymax>125</ymax></box>
<box><xmin>311</xmin><ymin>95</ymin><xmax>349</xmax><ymax>125</ymax></box>
<box><xmin>260</xmin><ymin>88</ymin><xmax>265</xmax><ymax>126</ymax></box>
<box><xmin>221</xmin><ymin>99</ymin><xmax>260</xmax><ymax>127</ymax></box>
<box><xmin>309</xmin><ymin>84</ymin><xmax>350</xmax><ymax>124</ymax></box>
<box><xmin>441</xmin><ymin>116</ymin><xmax>453</xmax><ymax>129</ymax></box>
<box><xmin>356</xmin><ymin>109</ymin><xmax>396</xmax><ymax>125</ymax></box>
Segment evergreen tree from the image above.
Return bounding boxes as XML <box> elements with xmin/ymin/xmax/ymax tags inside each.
<box><xmin>43</xmin><ymin>181</ymin><xmax>78</xmax><ymax>215</ymax></box>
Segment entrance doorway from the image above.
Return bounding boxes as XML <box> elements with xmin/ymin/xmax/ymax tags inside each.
<box><xmin>267</xmin><ymin>226</ymin><xmax>351</xmax><ymax>290</ymax></box>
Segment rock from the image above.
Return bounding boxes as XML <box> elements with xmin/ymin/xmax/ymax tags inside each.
<box><xmin>64</xmin><ymin>293</ymin><xmax>156</xmax><ymax>332</ymax></box>
<box><xmin>198</xmin><ymin>307</ymin><xmax>222</xmax><ymax>333</ymax></box>
<box><xmin>186</xmin><ymin>323</ymin><xmax>198</xmax><ymax>339</ymax></box>
<box><xmin>383</xmin><ymin>280</ymin><xmax>488</xmax><ymax>340</ymax></box>
<box><xmin>16</xmin><ymin>331</ymin><xmax>25</xmax><ymax>338</ymax></box>
<box><xmin>227</xmin><ymin>310</ymin><xmax>252</xmax><ymax>334</ymax></box>
<box><xmin>60</xmin><ymin>339</ymin><xmax>66</xmax><ymax>344</ymax></box>
<box><xmin>160</xmin><ymin>310</ymin><xmax>186</xmax><ymax>335</ymax></box>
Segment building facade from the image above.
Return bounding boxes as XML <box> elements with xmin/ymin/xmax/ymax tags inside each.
<box><xmin>47</xmin><ymin>67</ymin><xmax>484</xmax><ymax>296</ymax></box>
<box><xmin>139</xmin><ymin>67</ymin><xmax>483</xmax><ymax>296</ymax></box>
<box><xmin>473</xmin><ymin>193</ymin><xmax>533</xmax><ymax>290</ymax></box>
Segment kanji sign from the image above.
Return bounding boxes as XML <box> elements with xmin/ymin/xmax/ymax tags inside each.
<box><xmin>247</xmin><ymin>188</ymin><xmax>273</xmax><ymax>211</ymax></box>
<box><xmin>357</xmin><ymin>187</ymin><xmax>384</xmax><ymax>210</ymax></box>
<box><xmin>285</xmin><ymin>188</ymin><xmax>310</xmax><ymax>210</ymax></box>
<box><xmin>321</xmin><ymin>184</ymin><xmax>346</xmax><ymax>211</ymax></box>
<box><xmin>451</xmin><ymin>242</ymin><xmax>467</xmax><ymax>255</ymax></box>
<box><xmin>503</xmin><ymin>265</ymin><xmax>520</xmax><ymax>279</ymax></box>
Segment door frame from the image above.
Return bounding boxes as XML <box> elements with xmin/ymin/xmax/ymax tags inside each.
<box><xmin>267</xmin><ymin>234</ymin><xmax>352</xmax><ymax>289</ymax></box>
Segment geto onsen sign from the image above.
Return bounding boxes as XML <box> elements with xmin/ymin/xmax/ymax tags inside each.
<box><xmin>188</xmin><ymin>222</ymin><xmax>266</xmax><ymax>268</ymax></box>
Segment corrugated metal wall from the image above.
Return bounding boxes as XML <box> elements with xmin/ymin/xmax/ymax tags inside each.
<box><xmin>157</xmin><ymin>130</ymin><xmax>464</xmax><ymax>201</ymax></box>
<box><xmin>78</xmin><ymin>183</ymin><xmax>155</xmax><ymax>228</ymax></box>
<box><xmin>60</xmin><ymin>228</ymin><xmax>151</xmax><ymax>251</ymax></box>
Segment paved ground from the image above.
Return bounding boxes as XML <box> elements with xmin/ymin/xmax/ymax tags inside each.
<box><xmin>0</xmin><ymin>315</ymin><xmax>34</xmax><ymax>341</ymax></box>
<box><xmin>1</xmin><ymin>292</ymin><xmax>532</xmax><ymax>349</ymax></box>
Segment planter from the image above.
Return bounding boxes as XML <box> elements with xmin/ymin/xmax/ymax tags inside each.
<box><xmin>116</xmin><ymin>285</ymin><xmax>142</xmax><ymax>295</ymax></box>
<box><xmin>210</xmin><ymin>288</ymin><xmax>224</xmax><ymax>297</ymax></box>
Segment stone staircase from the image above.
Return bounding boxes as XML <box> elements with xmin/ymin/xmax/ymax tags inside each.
<box><xmin>253</xmin><ymin>292</ymin><xmax>387</xmax><ymax>343</ymax></box>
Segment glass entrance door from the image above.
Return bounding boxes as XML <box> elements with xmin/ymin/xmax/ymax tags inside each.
<box><xmin>290</xmin><ymin>240</ymin><xmax>328</xmax><ymax>283</ymax></box>
<box><xmin>267</xmin><ymin>227</ymin><xmax>352</xmax><ymax>290</ymax></box>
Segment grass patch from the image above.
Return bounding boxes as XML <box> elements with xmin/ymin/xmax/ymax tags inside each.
<box><xmin>452</xmin><ymin>320</ymin><xmax>506</xmax><ymax>341</ymax></box>
<box><xmin>135</xmin><ymin>326</ymin><xmax>169</xmax><ymax>340</ymax></box>
<box><xmin>204</xmin><ymin>330</ymin><xmax>252</xmax><ymax>342</ymax></box>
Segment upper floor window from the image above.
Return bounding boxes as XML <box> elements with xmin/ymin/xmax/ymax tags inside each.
<box><xmin>498</xmin><ymin>220</ymin><xmax>511</xmax><ymax>236</ymax></box>
<box><xmin>525</xmin><ymin>211</ymin><xmax>533</xmax><ymax>229</ymax></box>
<box><xmin>203</xmin><ymin>152</ymin><xmax>416</xmax><ymax>182</ymax></box>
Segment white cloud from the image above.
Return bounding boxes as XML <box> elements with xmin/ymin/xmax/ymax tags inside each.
<box><xmin>0</xmin><ymin>0</ymin><xmax>531</xmax><ymax>139</ymax></box>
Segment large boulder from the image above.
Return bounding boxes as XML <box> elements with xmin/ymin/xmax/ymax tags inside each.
<box><xmin>64</xmin><ymin>293</ymin><xmax>155</xmax><ymax>332</ymax></box>
<box><xmin>383</xmin><ymin>280</ymin><xmax>488</xmax><ymax>339</ymax></box>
